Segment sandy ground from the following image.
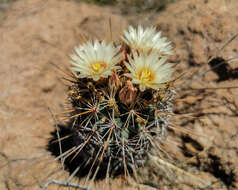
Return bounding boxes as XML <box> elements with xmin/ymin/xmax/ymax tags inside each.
<box><xmin>0</xmin><ymin>0</ymin><xmax>238</xmax><ymax>189</ymax></box>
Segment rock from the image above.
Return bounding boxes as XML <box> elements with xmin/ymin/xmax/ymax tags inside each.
<box><xmin>154</xmin><ymin>0</ymin><xmax>238</xmax><ymax>188</ymax></box>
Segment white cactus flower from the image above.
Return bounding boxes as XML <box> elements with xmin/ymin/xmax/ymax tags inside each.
<box><xmin>71</xmin><ymin>40</ymin><xmax>122</xmax><ymax>81</ymax></box>
<box><xmin>122</xmin><ymin>25</ymin><xmax>172</xmax><ymax>56</ymax></box>
<box><xmin>125</xmin><ymin>51</ymin><xmax>174</xmax><ymax>91</ymax></box>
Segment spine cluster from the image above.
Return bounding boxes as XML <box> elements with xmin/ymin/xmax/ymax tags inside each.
<box><xmin>58</xmin><ymin>25</ymin><xmax>176</xmax><ymax>179</ymax></box>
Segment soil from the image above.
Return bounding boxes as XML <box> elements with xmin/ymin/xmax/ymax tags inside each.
<box><xmin>0</xmin><ymin>0</ymin><xmax>238</xmax><ymax>189</ymax></box>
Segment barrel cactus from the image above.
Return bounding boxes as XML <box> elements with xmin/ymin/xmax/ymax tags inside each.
<box><xmin>49</xmin><ymin>25</ymin><xmax>176</xmax><ymax>181</ymax></box>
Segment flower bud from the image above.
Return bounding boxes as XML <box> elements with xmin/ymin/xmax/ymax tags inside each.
<box><xmin>119</xmin><ymin>80</ymin><xmax>137</xmax><ymax>104</ymax></box>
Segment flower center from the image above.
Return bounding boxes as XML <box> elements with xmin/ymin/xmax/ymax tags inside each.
<box><xmin>91</xmin><ymin>62</ymin><xmax>106</xmax><ymax>73</ymax></box>
<box><xmin>139</xmin><ymin>68</ymin><xmax>153</xmax><ymax>82</ymax></box>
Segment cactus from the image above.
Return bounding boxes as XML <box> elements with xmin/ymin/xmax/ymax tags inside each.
<box><xmin>48</xmin><ymin>25</ymin><xmax>176</xmax><ymax>181</ymax></box>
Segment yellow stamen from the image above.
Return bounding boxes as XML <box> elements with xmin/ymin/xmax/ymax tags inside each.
<box><xmin>139</xmin><ymin>68</ymin><xmax>153</xmax><ymax>82</ymax></box>
<box><xmin>91</xmin><ymin>62</ymin><xmax>106</xmax><ymax>72</ymax></box>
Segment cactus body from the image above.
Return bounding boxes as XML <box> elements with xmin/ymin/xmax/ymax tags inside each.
<box><xmin>48</xmin><ymin>25</ymin><xmax>175</xmax><ymax>180</ymax></box>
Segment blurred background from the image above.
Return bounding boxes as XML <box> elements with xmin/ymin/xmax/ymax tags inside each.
<box><xmin>1</xmin><ymin>0</ymin><xmax>238</xmax><ymax>189</ymax></box>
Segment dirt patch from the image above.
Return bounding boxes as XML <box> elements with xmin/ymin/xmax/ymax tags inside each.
<box><xmin>154</xmin><ymin>0</ymin><xmax>238</xmax><ymax>189</ymax></box>
<box><xmin>0</xmin><ymin>0</ymin><xmax>128</xmax><ymax>189</ymax></box>
<box><xmin>0</xmin><ymin>0</ymin><xmax>238</xmax><ymax>189</ymax></box>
